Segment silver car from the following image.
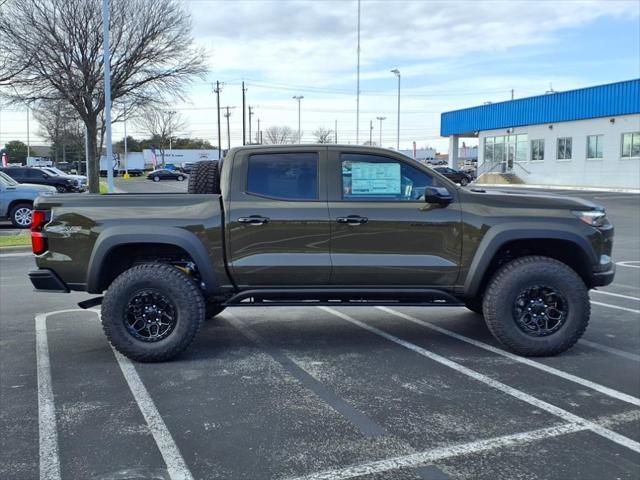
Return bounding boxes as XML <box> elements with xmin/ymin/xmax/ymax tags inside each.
<box><xmin>0</xmin><ymin>171</ymin><xmax>57</xmax><ymax>228</ymax></box>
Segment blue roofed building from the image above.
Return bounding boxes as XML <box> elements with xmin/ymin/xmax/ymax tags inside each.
<box><xmin>440</xmin><ymin>79</ymin><xmax>640</xmax><ymax>189</ymax></box>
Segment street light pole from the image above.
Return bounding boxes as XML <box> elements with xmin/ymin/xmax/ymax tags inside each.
<box><xmin>369</xmin><ymin>120</ymin><xmax>373</xmax><ymax>145</ymax></box>
<box><xmin>293</xmin><ymin>96</ymin><xmax>304</xmax><ymax>143</ymax></box>
<box><xmin>102</xmin><ymin>0</ymin><xmax>114</xmax><ymax>192</ymax></box>
<box><xmin>376</xmin><ymin>116</ymin><xmax>386</xmax><ymax>147</ymax></box>
<box><xmin>391</xmin><ymin>69</ymin><xmax>401</xmax><ymax>150</ymax></box>
<box><xmin>214</xmin><ymin>81</ymin><xmax>222</xmax><ymax>157</ymax></box>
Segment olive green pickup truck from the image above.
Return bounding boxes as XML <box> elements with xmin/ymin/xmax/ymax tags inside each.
<box><xmin>29</xmin><ymin>145</ymin><xmax>615</xmax><ymax>362</ymax></box>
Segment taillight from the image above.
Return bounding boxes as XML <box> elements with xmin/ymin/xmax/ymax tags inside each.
<box><xmin>31</xmin><ymin>210</ymin><xmax>48</xmax><ymax>255</ymax></box>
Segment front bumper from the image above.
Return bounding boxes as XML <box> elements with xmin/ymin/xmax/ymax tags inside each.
<box><xmin>591</xmin><ymin>262</ymin><xmax>615</xmax><ymax>287</ymax></box>
<box><xmin>29</xmin><ymin>269</ymin><xmax>70</xmax><ymax>293</ymax></box>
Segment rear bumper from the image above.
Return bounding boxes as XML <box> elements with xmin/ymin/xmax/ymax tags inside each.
<box><xmin>29</xmin><ymin>269</ymin><xmax>70</xmax><ymax>293</ymax></box>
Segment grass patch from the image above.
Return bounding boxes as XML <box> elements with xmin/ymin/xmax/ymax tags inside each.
<box><xmin>99</xmin><ymin>181</ymin><xmax>108</xmax><ymax>193</ymax></box>
<box><xmin>0</xmin><ymin>232</ymin><xmax>31</xmax><ymax>248</ymax></box>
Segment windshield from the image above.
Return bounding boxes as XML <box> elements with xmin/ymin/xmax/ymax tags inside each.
<box><xmin>48</xmin><ymin>167</ymin><xmax>66</xmax><ymax>176</ymax></box>
<box><xmin>0</xmin><ymin>171</ymin><xmax>19</xmax><ymax>186</ymax></box>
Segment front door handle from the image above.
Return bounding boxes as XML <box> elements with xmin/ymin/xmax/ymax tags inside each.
<box><xmin>238</xmin><ymin>215</ymin><xmax>270</xmax><ymax>226</ymax></box>
<box><xmin>337</xmin><ymin>215</ymin><xmax>368</xmax><ymax>225</ymax></box>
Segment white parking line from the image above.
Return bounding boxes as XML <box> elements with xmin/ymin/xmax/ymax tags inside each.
<box><xmin>579</xmin><ymin>339</ymin><xmax>640</xmax><ymax>362</ymax></box>
<box><xmin>320</xmin><ymin>307</ymin><xmax>640</xmax><ymax>454</ymax></box>
<box><xmin>617</xmin><ymin>261</ymin><xmax>640</xmax><ymax>269</ymax></box>
<box><xmin>284</xmin><ymin>423</ymin><xmax>587</xmax><ymax>480</ymax></box>
<box><xmin>591</xmin><ymin>301</ymin><xmax>640</xmax><ymax>314</ymax></box>
<box><xmin>35</xmin><ymin>313</ymin><xmax>62</xmax><ymax>480</ymax></box>
<box><xmin>112</xmin><ymin>349</ymin><xmax>195</xmax><ymax>480</ymax></box>
<box><xmin>592</xmin><ymin>290</ymin><xmax>640</xmax><ymax>302</ymax></box>
<box><xmin>35</xmin><ymin>308</ymin><xmax>90</xmax><ymax>480</ymax></box>
<box><xmin>376</xmin><ymin>306</ymin><xmax>640</xmax><ymax>407</ymax></box>
<box><xmin>35</xmin><ymin>309</ymin><xmax>194</xmax><ymax>480</ymax></box>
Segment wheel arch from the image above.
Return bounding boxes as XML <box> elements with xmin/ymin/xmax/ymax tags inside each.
<box><xmin>464</xmin><ymin>226</ymin><xmax>597</xmax><ymax>298</ymax></box>
<box><xmin>87</xmin><ymin>226</ymin><xmax>220</xmax><ymax>295</ymax></box>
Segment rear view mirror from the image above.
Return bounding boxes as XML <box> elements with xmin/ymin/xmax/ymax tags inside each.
<box><xmin>424</xmin><ymin>187</ymin><xmax>453</xmax><ymax>205</ymax></box>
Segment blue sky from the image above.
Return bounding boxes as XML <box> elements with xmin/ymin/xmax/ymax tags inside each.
<box><xmin>2</xmin><ymin>0</ymin><xmax>639</xmax><ymax>151</ymax></box>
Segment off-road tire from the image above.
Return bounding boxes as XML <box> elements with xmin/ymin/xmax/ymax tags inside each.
<box><xmin>205</xmin><ymin>302</ymin><xmax>226</xmax><ymax>320</ymax></box>
<box><xmin>464</xmin><ymin>296</ymin><xmax>483</xmax><ymax>315</ymax></box>
<box><xmin>188</xmin><ymin>161</ymin><xmax>221</xmax><ymax>195</ymax></box>
<box><xmin>9</xmin><ymin>202</ymin><xmax>33</xmax><ymax>228</ymax></box>
<box><xmin>101</xmin><ymin>263</ymin><xmax>205</xmax><ymax>362</ymax></box>
<box><xmin>483</xmin><ymin>255</ymin><xmax>589</xmax><ymax>357</ymax></box>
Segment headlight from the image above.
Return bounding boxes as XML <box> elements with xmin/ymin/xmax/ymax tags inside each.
<box><xmin>572</xmin><ymin>209</ymin><xmax>607</xmax><ymax>227</ymax></box>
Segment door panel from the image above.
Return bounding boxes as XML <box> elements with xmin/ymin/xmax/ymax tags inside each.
<box><xmin>328</xmin><ymin>150</ymin><xmax>462</xmax><ymax>286</ymax></box>
<box><xmin>226</xmin><ymin>148</ymin><xmax>331</xmax><ymax>287</ymax></box>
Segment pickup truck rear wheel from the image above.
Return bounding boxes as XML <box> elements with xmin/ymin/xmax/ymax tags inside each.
<box><xmin>101</xmin><ymin>263</ymin><xmax>205</xmax><ymax>362</ymax></box>
<box><xmin>483</xmin><ymin>256</ymin><xmax>589</xmax><ymax>356</ymax></box>
<box><xmin>188</xmin><ymin>160</ymin><xmax>221</xmax><ymax>195</ymax></box>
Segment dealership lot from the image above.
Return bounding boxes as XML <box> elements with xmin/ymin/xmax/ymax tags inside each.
<box><xmin>0</xmin><ymin>189</ymin><xmax>638</xmax><ymax>480</ymax></box>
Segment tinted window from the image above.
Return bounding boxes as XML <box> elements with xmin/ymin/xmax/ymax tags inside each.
<box><xmin>341</xmin><ymin>153</ymin><xmax>433</xmax><ymax>201</ymax></box>
<box><xmin>247</xmin><ymin>153</ymin><xmax>318</xmax><ymax>200</ymax></box>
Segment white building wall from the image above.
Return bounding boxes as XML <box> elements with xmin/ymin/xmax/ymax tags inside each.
<box><xmin>478</xmin><ymin>114</ymin><xmax>640</xmax><ymax>189</ymax></box>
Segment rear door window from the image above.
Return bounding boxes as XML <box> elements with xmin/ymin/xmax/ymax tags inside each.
<box><xmin>247</xmin><ymin>152</ymin><xmax>318</xmax><ymax>200</ymax></box>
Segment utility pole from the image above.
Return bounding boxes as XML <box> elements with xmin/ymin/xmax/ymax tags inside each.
<box><xmin>293</xmin><ymin>96</ymin><xmax>304</xmax><ymax>143</ymax></box>
<box><xmin>213</xmin><ymin>81</ymin><xmax>222</xmax><ymax>156</ymax></box>
<box><xmin>124</xmin><ymin>119</ymin><xmax>128</xmax><ymax>174</ymax></box>
<box><xmin>376</xmin><ymin>116</ymin><xmax>386</xmax><ymax>147</ymax></box>
<box><xmin>335</xmin><ymin>119</ymin><xmax>338</xmax><ymax>143</ymax></box>
<box><xmin>356</xmin><ymin>0</ymin><xmax>361</xmax><ymax>144</ymax></box>
<box><xmin>242</xmin><ymin>82</ymin><xmax>247</xmax><ymax>145</ymax></box>
<box><xmin>223</xmin><ymin>106</ymin><xmax>235</xmax><ymax>151</ymax></box>
<box><xmin>248</xmin><ymin>106</ymin><xmax>254</xmax><ymax>144</ymax></box>
<box><xmin>369</xmin><ymin>120</ymin><xmax>373</xmax><ymax>145</ymax></box>
<box><xmin>102</xmin><ymin>0</ymin><xmax>114</xmax><ymax>192</ymax></box>
<box><xmin>26</xmin><ymin>106</ymin><xmax>30</xmax><ymax>159</ymax></box>
<box><xmin>256</xmin><ymin>118</ymin><xmax>260</xmax><ymax>143</ymax></box>
<box><xmin>511</xmin><ymin>89</ymin><xmax>514</xmax><ymax>100</ymax></box>
<box><xmin>391</xmin><ymin>68</ymin><xmax>401</xmax><ymax>150</ymax></box>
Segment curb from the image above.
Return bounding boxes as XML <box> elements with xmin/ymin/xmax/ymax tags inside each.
<box><xmin>0</xmin><ymin>245</ymin><xmax>32</xmax><ymax>252</ymax></box>
<box><xmin>472</xmin><ymin>183</ymin><xmax>640</xmax><ymax>194</ymax></box>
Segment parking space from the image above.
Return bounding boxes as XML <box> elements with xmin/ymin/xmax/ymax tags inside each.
<box><xmin>1</xmin><ymin>190</ymin><xmax>638</xmax><ymax>479</ymax></box>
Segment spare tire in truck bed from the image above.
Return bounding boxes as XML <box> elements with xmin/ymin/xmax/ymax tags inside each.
<box><xmin>188</xmin><ymin>160</ymin><xmax>221</xmax><ymax>194</ymax></box>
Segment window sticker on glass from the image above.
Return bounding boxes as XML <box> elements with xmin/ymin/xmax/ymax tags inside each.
<box><xmin>350</xmin><ymin>162</ymin><xmax>401</xmax><ymax>195</ymax></box>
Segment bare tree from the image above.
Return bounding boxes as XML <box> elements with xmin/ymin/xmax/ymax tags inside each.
<box><xmin>264</xmin><ymin>126</ymin><xmax>296</xmax><ymax>144</ymax></box>
<box><xmin>138</xmin><ymin>109</ymin><xmax>186</xmax><ymax>165</ymax></box>
<box><xmin>0</xmin><ymin>0</ymin><xmax>206</xmax><ymax>192</ymax></box>
<box><xmin>313</xmin><ymin>127</ymin><xmax>334</xmax><ymax>144</ymax></box>
<box><xmin>33</xmin><ymin>100</ymin><xmax>85</xmax><ymax>163</ymax></box>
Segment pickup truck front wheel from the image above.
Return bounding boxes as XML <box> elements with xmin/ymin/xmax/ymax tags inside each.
<box><xmin>483</xmin><ymin>256</ymin><xmax>589</xmax><ymax>356</ymax></box>
<box><xmin>101</xmin><ymin>264</ymin><xmax>205</xmax><ymax>362</ymax></box>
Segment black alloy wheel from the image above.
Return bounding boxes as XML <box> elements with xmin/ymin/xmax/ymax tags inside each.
<box><xmin>124</xmin><ymin>289</ymin><xmax>177</xmax><ymax>342</ymax></box>
<box><xmin>513</xmin><ymin>285</ymin><xmax>568</xmax><ymax>337</ymax></box>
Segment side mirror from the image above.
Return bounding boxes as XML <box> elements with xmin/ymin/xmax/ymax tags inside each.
<box><xmin>42</xmin><ymin>173</ymin><xmax>49</xmax><ymax>179</ymax></box>
<box><xmin>424</xmin><ymin>187</ymin><xmax>453</xmax><ymax>205</ymax></box>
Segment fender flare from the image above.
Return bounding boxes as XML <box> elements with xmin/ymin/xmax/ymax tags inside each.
<box><xmin>86</xmin><ymin>225</ymin><xmax>220</xmax><ymax>295</ymax></box>
<box><xmin>464</xmin><ymin>223</ymin><xmax>597</xmax><ymax>297</ymax></box>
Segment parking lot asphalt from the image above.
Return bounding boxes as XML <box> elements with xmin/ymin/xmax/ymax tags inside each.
<box><xmin>0</xmin><ymin>187</ymin><xmax>638</xmax><ymax>480</ymax></box>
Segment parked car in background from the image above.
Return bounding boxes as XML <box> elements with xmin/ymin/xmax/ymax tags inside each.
<box><xmin>41</xmin><ymin>166</ymin><xmax>88</xmax><ymax>191</ymax></box>
<box><xmin>182</xmin><ymin>163</ymin><xmax>195</xmax><ymax>174</ymax></box>
<box><xmin>433</xmin><ymin>166</ymin><xmax>473</xmax><ymax>186</ymax></box>
<box><xmin>0</xmin><ymin>171</ymin><xmax>56</xmax><ymax>227</ymax></box>
<box><xmin>146</xmin><ymin>169</ymin><xmax>187</xmax><ymax>182</ymax></box>
<box><xmin>0</xmin><ymin>167</ymin><xmax>80</xmax><ymax>193</ymax></box>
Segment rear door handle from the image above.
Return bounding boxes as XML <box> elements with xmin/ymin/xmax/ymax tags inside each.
<box><xmin>337</xmin><ymin>215</ymin><xmax>368</xmax><ymax>225</ymax></box>
<box><xmin>238</xmin><ymin>215</ymin><xmax>270</xmax><ymax>226</ymax></box>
